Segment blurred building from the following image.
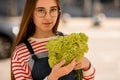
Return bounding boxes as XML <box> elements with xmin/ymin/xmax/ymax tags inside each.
<box><xmin>0</xmin><ymin>0</ymin><xmax>25</xmax><ymax>17</ymax></box>
<box><xmin>60</xmin><ymin>0</ymin><xmax>120</xmax><ymax>17</ymax></box>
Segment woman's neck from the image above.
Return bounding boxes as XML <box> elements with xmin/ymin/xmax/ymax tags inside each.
<box><xmin>32</xmin><ymin>31</ymin><xmax>55</xmax><ymax>38</ymax></box>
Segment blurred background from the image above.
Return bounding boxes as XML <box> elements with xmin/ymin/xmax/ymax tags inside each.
<box><xmin>0</xmin><ymin>0</ymin><xmax>120</xmax><ymax>80</ymax></box>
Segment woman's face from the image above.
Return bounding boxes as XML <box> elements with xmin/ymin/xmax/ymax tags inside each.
<box><xmin>33</xmin><ymin>0</ymin><xmax>59</xmax><ymax>33</ymax></box>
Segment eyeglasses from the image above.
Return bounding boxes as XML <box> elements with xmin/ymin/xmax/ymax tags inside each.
<box><xmin>35</xmin><ymin>7</ymin><xmax>60</xmax><ymax>18</ymax></box>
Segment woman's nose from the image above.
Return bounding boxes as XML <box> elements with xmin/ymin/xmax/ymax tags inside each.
<box><xmin>44</xmin><ymin>12</ymin><xmax>51</xmax><ymax>19</ymax></box>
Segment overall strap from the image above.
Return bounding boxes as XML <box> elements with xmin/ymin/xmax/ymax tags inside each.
<box><xmin>24</xmin><ymin>40</ymin><xmax>38</xmax><ymax>61</ymax></box>
<box><xmin>24</xmin><ymin>40</ymin><xmax>34</xmax><ymax>54</ymax></box>
<box><xmin>57</xmin><ymin>31</ymin><xmax>64</xmax><ymax>36</ymax></box>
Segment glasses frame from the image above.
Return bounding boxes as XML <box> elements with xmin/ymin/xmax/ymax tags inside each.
<box><xmin>35</xmin><ymin>7</ymin><xmax>61</xmax><ymax>18</ymax></box>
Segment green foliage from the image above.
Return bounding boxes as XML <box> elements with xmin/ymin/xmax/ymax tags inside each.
<box><xmin>46</xmin><ymin>32</ymin><xmax>89</xmax><ymax>68</ymax></box>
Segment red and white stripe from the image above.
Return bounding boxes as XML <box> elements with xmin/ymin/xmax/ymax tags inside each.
<box><xmin>12</xmin><ymin>38</ymin><xmax>50</xmax><ymax>80</ymax></box>
<box><xmin>83</xmin><ymin>66</ymin><xmax>96</xmax><ymax>80</ymax></box>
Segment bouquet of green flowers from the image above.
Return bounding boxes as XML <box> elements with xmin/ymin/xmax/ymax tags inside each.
<box><xmin>46</xmin><ymin>32</ymin><xmax>89</xmax><ymax>80</ymax></box>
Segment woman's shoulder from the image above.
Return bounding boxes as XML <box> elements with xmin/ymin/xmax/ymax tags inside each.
<box><xmin>12</xmin><ymin>42</ymin><xmax>30</xmax><ymax>60</ymax></box>
<box><xmin>15</xmin><ymin>42</ymin><xmax>27</xmax><ymax>52</ymax></box>
<box><xmin>15</xmin><ymin>39</ymin><xmax>34</xmax><ymax>52</ymax></box>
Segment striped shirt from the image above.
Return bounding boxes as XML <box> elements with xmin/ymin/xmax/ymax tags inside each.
<box><xmin>12</xmin><ymin>36</ymin><xmax>95</xmax><ymax>80</ymax></box>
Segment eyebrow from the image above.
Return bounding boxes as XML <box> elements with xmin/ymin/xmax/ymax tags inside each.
<box><xmin>36</xmin><ymin>6</ymin><xmax>58</xmax><ymax>9</ymax></box>
<box><xmin>51</xmin><ymin>6</ymin><xmax>58</xmax><ymax>8</ymax></box>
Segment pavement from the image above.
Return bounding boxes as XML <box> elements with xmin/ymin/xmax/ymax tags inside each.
<box><xmin>0</xmin><ymin>17</ymin><xmax>120</xmax><ymax>80</ymax></box>
<box><xmin>59</xmin><ymin>17</ymin><xmax>120</xmax><ymax>80</ymax></box>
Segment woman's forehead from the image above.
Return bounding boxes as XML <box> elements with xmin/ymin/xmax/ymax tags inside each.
<box><xmin>35</xmin><ymin>0</ymin><xmax>57</xmax><ymax>8</ymax></box>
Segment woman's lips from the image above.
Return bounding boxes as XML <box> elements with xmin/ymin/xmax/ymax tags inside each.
<box><xmin>43</xmin><ymin>22</ymin><xmax>51</xmax><ymax>24</ymax></box>
<box><xmin>42</xmin><ymin>23</ymin><xmax>52</xmax><ymax>26</ymax></box>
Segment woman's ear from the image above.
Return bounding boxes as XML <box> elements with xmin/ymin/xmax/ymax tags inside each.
<box><xmin>31</xmin><ymin>13</ymin><xmax>34</xmax><ymax>18</ymax></box>
<box><xmin>31</xmin><ymin>15</ymin><xmax>33</xmax><ymax>18</ymax></box>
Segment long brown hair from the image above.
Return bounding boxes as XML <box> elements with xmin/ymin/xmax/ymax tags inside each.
<box><xmin>11</xmin><ymin>0</ymin><xmax>61</xmax><ymax>79</ymax></box>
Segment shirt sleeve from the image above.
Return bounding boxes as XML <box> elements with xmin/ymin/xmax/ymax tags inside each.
<box><xmin>82</xmin><ymin>64</ymin><xmax>96</xmax><ymax>80</ymax></box>
<box><xmin>12</xmin><ymin>51</ymin><xmax>33</xmax><ymax>80</ymax></box>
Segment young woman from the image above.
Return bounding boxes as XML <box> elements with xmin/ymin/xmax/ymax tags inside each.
<box><xmin>11</xmin><ymin>0</ymin><xmax>95</xmax><ymax>80</ymax></box>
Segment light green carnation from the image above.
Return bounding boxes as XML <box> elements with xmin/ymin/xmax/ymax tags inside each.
<box><xmin>46</xmin><ymin>32</ymin><xmax>89</xmax><ymax>68</ymax></box>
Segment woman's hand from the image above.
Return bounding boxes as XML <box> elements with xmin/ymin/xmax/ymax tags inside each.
<box><xmin>48</xmin><ymin>59</ymin><xmax>76</xmax><ymax>80</ymax></box>
<box><xmin>74</xmin><ymin>57</ymin><xmax>91</xmax><ymax>71</ymax></box>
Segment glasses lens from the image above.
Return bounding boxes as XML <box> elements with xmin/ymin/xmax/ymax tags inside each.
<box><xmin>36</xmin><ymin>8</ymin><xmax>45</xmax><ymax>17</ymax></box>
<box><xmin>50</xmin><ymin>7</ymin><xmax>59</xmax><ymax>17</ymax></box>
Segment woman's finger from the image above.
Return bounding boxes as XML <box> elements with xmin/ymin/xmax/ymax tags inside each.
<box><xmin>62</xmin><ymin>59</ymin><xmax>76</xmax><ymax>71</ymax></box>
<box><xmin>54</xmin><ymin>60</ymin><xmax>66</xmax><ymax>69</ymax></box>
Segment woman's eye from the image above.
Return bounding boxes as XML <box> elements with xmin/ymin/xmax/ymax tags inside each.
<box><xmin>38</xmin><ymin>9</ymin><xmax>44</xmax><ymax>13</ymax></box>
<box><xmin>51</xmin><ymin>8</ymin><xmax>57</xmax><ymax>12</ymax></box>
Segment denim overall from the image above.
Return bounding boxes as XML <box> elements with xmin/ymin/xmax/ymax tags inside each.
<box><xmin>24</xmin><ymin>32</ymin><xmax>81</xmax><ymax>80</ymax></box>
